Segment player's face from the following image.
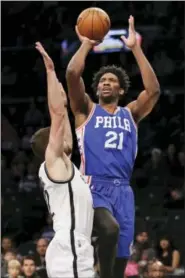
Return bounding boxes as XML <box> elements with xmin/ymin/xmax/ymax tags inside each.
<box><xmin>97</xmin><ymin>72</ymin><xmax>124</xmax><ymax>103</ymax></box>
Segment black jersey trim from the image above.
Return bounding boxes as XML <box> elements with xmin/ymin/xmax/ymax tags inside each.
<box><xmin>44</xmin><ymin>162</ymin><xmax>75</xmax><ymax>184</ymax></box>
<box><xmin>68</xmin><ymin>181</ymin><xmax>78</xmax><ymax>278</ymax></box>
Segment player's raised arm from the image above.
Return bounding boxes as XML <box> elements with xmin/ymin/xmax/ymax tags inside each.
<box><xmin>35</xmin><ymin>42</ymin><xmax>65</xmax><ymax>155</ymax></box>
<box><xmin>121</xmin><ymin>16</ymin><xmax>160</xmax><ymax>123</ymax></box>
<box><xmin>66</xmin><ymin>26</ymin><xmax>98</xmax><ymax>116</ymax></box>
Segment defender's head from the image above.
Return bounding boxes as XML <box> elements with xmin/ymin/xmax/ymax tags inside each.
<box><xmin>31</xmin><ymin>127</ymin><xmax>71</xmax><ymax>162</ymax></box>
<box><xmin>92</xmin><ymin>65</ymin><xmax>130</xmax><ymax>104</ymax></box>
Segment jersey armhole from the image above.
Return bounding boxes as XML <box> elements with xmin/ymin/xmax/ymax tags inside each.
<box><xmin>44</xmin><ymin>162</ymin><xmax>75</xmax><ymax>184</ymax></box>
<box><xmin>76</xmin><ymin>103</ymin><xmax>96</xmax><ymax>131</ymax></box>
<box><xmin>124</xmin><ymin>106</ymin><xmax>138</xmax><ymax>131</ymax></box>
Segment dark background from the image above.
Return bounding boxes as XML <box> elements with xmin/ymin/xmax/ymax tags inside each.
<box><xmin>1</xmin><ymin>1</ymin><xmax>185</xmax><ymax>278</ymax></box>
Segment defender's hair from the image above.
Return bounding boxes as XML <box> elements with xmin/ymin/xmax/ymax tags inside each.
<box><xmin>92</xmin><ymin>65</ymin><xmax>130</xmax><ymax>94</ymax></box>
<box><xmin>31</xmin><ymin>127</ymin><xmax>50</xmax><ymax>162</ymax></box>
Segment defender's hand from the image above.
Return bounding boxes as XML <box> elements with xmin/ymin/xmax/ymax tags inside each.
<box><xmin>121</xmin><ymin>16</ymin><xmax>137</xmax><ymax>49</ymax></box>
<box><xmin>35</xmin><ymin>42</ymin><xmax>54</xmax><ymax>72</ymax></box>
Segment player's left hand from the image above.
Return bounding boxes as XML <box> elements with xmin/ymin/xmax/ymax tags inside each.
<box><xmin>35</xmin><ymin>42</ymin><xmax>55</xmax><ymax>72</ymax></box>
<box><xmin>121</xmin><ymin>15</ymin><xmax>137</xmax><ymax>49</ymax></box>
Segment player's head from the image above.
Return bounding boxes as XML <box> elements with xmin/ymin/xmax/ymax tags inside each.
<box><xmin>92</xmin><ymin>65</ymin><xmax>130</xmax><ymax>104</ymax></box>
<box><xmin>31</xmin><ymin>127</ymin><xmax>72</xmax><ymax>162</ymax></box>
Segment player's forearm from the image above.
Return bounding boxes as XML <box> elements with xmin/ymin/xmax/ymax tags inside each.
<box><xmin>47</xmin><ymin>72</ymin><xmax>64</xmax><ymax>116</ymax></box>
<box><xmin>66</xmin><ymin>41</ymin><xmax>92</xmax><ymax>77</ymax></box>
<box><xmin>132</xmin><ymin>44</ymin><xmax>160</xmax><ymax>95</ymax></box>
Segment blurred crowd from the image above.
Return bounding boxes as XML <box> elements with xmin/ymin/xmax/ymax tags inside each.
<box><xmin>1</xmin><ymin>230</ymin><xmax>185</xmax><ymax>278</ymax></box>
<box><xmin>1</xmin><ymin>1</ymin><xmax>184</xmax><ymax>278</ymax></box>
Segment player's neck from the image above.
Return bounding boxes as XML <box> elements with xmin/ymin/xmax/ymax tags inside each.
<box><xmin>99</xmin><ymin>100</ymin><xmax>118</xmax><ymax>114</ymax></box>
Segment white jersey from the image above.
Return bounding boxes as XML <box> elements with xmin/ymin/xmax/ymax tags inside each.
<box><xmin>39</xmin><ymin>162</ymin><xmax>94</xmax><ymax>239</ymax></box>
<box><xmin>39</xmin><ymin>162</ymin><xmax>95</xmax><ymax>277</ymax></box>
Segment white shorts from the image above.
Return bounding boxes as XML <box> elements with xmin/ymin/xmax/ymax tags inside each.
<box><xmin>46</xmin><ymin>233</ymin><xmax>95</xmax><ymax>278</ymax></box>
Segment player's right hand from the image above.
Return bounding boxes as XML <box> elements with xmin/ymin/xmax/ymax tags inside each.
<box><xmin>35</xmin><ymin>42</ymin><xmax>55</xmax><ymax>72</ymax></box>
<box><xmin>75</xmin><ymin>26</ymin><xmax>102</xmax><ymax>47</ymax></box>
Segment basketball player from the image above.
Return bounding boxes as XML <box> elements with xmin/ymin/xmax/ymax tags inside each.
<box><xmin>32</xmin><ymin>42</ymin><xmax>95</xmax><ymax>278</ymax></box>
<box><xmin>66</xmin><ymin>16</ymin><xmax>160</xmax><ymax>278</ymax></box>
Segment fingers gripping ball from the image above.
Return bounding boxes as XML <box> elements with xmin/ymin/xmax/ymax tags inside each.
<box><xmin>77</xmin><ymin>7</ymin><xmax>111</xmax><ymax>41</ymax></box>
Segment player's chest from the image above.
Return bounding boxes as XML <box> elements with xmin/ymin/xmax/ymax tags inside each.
<box><xmin>85</xmin><ymin>115</ymin><xmax>133</xmax><ymax>151</ymax></box>
<box><xmin>93</xmin><ymin>115</ymin><xmax>131</xmax><ymax>132</ymax></box>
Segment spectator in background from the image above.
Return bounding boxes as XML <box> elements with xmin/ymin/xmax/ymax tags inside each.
<box><xmin>165</xmin><ymin>144</ymin><xmax>177</xmax><ymax>171</ymax></box>
<box><xmin>40</xmin><ymin>214</ymin><xmax>54</xmax><ymax>242</ymax></box>
<box><xmin>152</xmin><ymin>50</ymin><xmax>174</xmax><ymax>78</ymax></box>
<box><xmin>11</xmin><ymin>163</ymin><xmax>25</xmax><ymax>184</ymax></box>
<box><xmin>33</xmin><ymin>239</ymin><xmax>48</xmax><ymax>270</ymax></box>
<box><xmin>21</xmin><ymin>127</ymin><xmax>34</xmax><ymax>150</ymax></box>
<box><xmin>125</xmin><ymin>231</ymin><xmax>155</xmax><ymax>278</ymax></box>
<box><xmin>2</xmin><ymin>156</ymin><xmax>13</xmax><ymax>194</ymax></box>
<box><xmin>24</xmin><ymin>101</ymin><xmax>43</xmax><ymax>127</ymax></box>
<box><xmin>144</xmin><ymin>148</ymin><xmax>168</xmax><ymax>187</ymax></box>
<box><xmin>19</xmin><ymin>163</ymin><xmax>38</xmax><ymax>193</ymax></box>
<box><xmin>164</xmin><ymin>187</ymin><xmax>184</xmax><ymax>209</ymax></box>
<box><xmin>1</xmin><ymin>65</ymin><xmax>17</xmax><ymax>86</ymax></box>
<box><xmin>4</xmin><ymin>259</ymin><xmax>23</xmax><ymax>278</ymax></box>
<box><xmin>2</xmin><ymin>237</ymin><xmax>14</xmax><ymax>256</ymax></box>
<box><xmin>12</xmin><ymin>151</ymin><xmax>29</xmax><ymax>165</ymax></box>
<box><xmin>143</xmin><ymin>260</ymin><xmax>165</xmax><ymax>278</ymax></box>
<box><xmin>156</xmin><ymin>236</ymin><xmax>180</xmax><ymax>273</ymax></box>
<box><xmin>177</xmin><ymin>151</ymin><xmax>185</xmax><ymax>177</ymax></box>
<box><xmin>22</xmin><ymin>256</ymin><xmax>42</xmax><ymax>278</ymax></box>
<box><xmin>2</xmin><ymin>250</ymin><xmax>17</xmax><ymax>277</ymax></box>
<box><xmin>4</xmin><ymin>250</ymin><xmax>17</xmax><ymax>262</ymax></box>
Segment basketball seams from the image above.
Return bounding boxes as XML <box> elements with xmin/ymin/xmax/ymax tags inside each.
<box><xmin>96</xmin><ymin>11</ymin><xmax>106</xmax><ymax>39</ymax></box>
<box><xmin>77</xmin><ymin>7</ymin><xmax>110</xmax><ymax>41</ymax></box>
<box><xmin>77</xmin><ymin>10</ymin><xmax>91</xmax><ymax>31</ymax></box>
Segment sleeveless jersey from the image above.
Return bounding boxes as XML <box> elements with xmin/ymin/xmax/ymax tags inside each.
<box><xmin>76</xmin><ymin>104</ymin><xmax>137</xmax><ymax>180</ymax></box>
<box><xmin>39</xmin><ymin>162</ymin><xmax>94</xmax><ymax>239</ymax></box>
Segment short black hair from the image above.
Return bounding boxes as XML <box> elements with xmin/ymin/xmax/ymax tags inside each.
<box><xmin>31</xmin><ymin>127</ymin><xmax>50</xmax><ymax>161</ymax></box>
<box><xmin>92</xmin><ymin>65</ymin><xmax>130</xmax><ymax>94</ymax></box>
<box><xmin>22</xmin><ymin>255</ymin><xmax>36</xmax><ymax>265</ymax></box>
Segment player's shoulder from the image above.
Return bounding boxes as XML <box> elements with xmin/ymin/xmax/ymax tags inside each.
<box><xmin>38</xmin><ymin>161</ymin><xmax>45</xmax><ymax>178</ymax></box>
<box><xmin>122</xmin><ymin>105</ymin><xmax>138</xmax><ymax>129</ymax></box>
<box><xmin>39</xmin><ymin>161</ymin><xmax>78</xmax><ymax>187</ymax></box>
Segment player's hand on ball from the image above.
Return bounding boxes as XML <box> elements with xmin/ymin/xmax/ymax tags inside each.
<box><xmin>75</xmin><ymin>26</ymin><xmax>102</xmax><ymax>47</ymax></box>
<box><xmin>121</xmin><ymin>15</ymin><xmax>137</xmax><ymax>49</ymax></box>
<box><xmin>35</xmin><ymin>42</ymin><xmax>55</xmax><ymax>72</ymax></box>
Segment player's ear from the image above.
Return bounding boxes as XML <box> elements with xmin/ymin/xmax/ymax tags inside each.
<box><xmin>119</xmin><ymin>89</ymin><xmax>124</xmax><ymax>96</ymax></box>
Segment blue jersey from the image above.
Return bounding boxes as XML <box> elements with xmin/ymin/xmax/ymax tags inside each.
<box><xmin>76</xmin><ymin>104</ymin><xmax>138</xmax><ymax>180</ymax></box>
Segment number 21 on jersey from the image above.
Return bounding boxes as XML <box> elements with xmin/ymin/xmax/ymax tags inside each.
<box><xmin>104</xmin><ymin>131</ymin><xmax>124</xmax><ymax>150</ymax></box>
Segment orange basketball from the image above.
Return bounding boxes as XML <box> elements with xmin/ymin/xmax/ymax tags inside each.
<box><xmin>77</xmin><ymin>7</ymin><xmax>111</xmax><ymax>41</ymax></box>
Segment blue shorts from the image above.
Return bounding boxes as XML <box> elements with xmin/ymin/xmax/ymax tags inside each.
<box><xmin>90</xmin><ymin>176</ymin><xmax>135</xmax><ymax>258</ymax></box>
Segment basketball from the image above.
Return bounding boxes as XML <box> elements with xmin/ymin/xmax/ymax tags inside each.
<box><xmin>77</xmin><ymin>7</ymin><xmax>111</xmax><ymax>41</ymax></box>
